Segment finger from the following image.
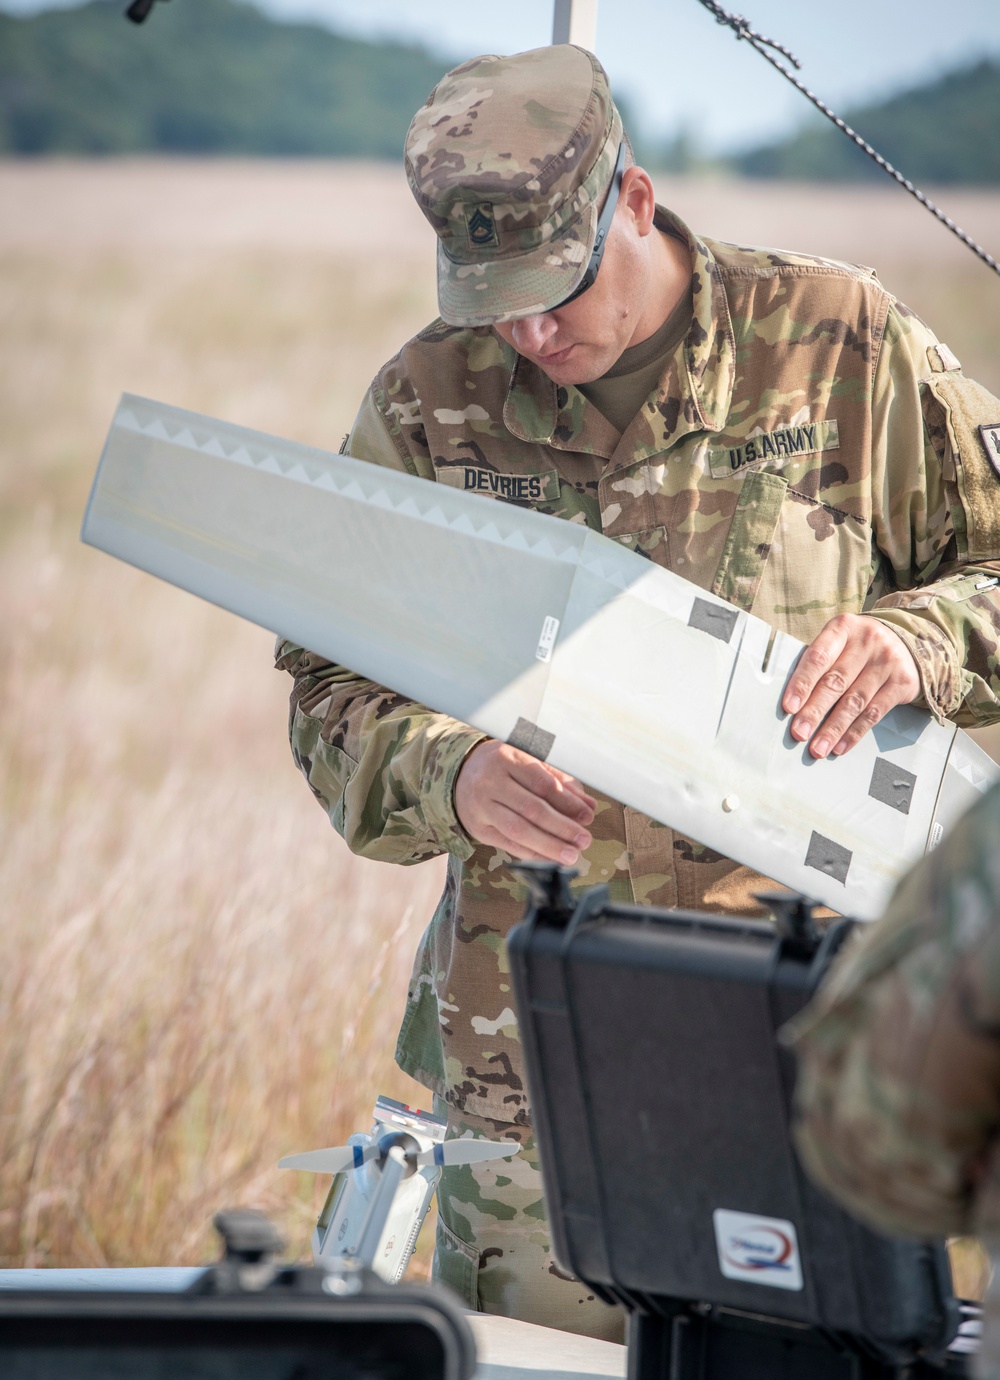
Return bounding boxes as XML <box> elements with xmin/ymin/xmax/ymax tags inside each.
<box><xmin>789</xmin><ymin>638</ymin><xmax>876</xmax><ymax>744</ymax></box>
<box><xmin>544</xmin><ymin>761</ymin><xmax>596</xmax><ymax>798</ymax></box>
<box><xmin>489</xmin><ymin>800</ymin><xmax>591</xmax><ymax>865</ymax></box>
<box><xmin>783</xmin><ymin>621</ymin><xmax>851</xmax><ymax>717</ymax></box>
<box><xmin>828</xmin><ymin>698</ymin><xmax>892</xmax><ymax>755</ymax></box>
<box><xmin>479</xmin><ymin>832</ymin><xmax>557</xmax><ymax>864</ymax></box>
<box><xmin>475</xmin><ymin>828</ymin><xmax>558</xmax><ymax>865</ymax></box>
<box><xmin>498</xmin><ymin>778</ymin><xmax>593</xmax><ymax>851</ymax></box>
<box><xmin>548</xmin><ymin>775</ymin><xmax>596</xmax><ymax>821</ymax></box>
<box><xmin>546</xmin><ymin>767</ymin><xmax>597</xmax><ymax>810</ymax></box>
<box><xmin>496</xmin><ymin>742</ymin><xmax>595</xmax><ymax>807</ymax></box>
<box><xmin>805</xmin><ymin>669</ymin><xmax>889</xmax><ymax>758</ymax></box>
<box><xmin>828</xmin><ymin>676</ymin><xmax>917</xmax><ymax>756</ymax></box>
<box><xmin>508</xmin><ymin>755</ymin><xmax>595</xmax><ymax>821</ymax></box>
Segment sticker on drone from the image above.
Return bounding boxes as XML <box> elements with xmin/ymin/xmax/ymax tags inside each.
<box><xmin>536</xmin><ymin>615</ymin><xmax>560</xmax><ymax>663</ymax></box>
<box><xmin>712</xmin><ymin>1208</ymin><xmax>803</xmax><ymax>1291</ymax></box>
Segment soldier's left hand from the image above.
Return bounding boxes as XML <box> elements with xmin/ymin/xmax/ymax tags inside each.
<box><xmin>782</xmin><ymin>614</ymin><xmax>921</xmax><ymax>758</ymax></box>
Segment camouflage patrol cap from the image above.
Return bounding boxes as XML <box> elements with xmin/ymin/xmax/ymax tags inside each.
<box><xmin>404</xmin><ymin>45</ymin><xmax>625</xmax><ymax>327</ymax></box>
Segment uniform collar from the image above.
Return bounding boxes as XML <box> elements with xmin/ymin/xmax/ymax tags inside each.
<box><xmin>499</xmin><ymin>206</ymin><xmax>736</xmax><ymax>463</ymax></box>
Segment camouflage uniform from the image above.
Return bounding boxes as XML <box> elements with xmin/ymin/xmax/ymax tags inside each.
<box><xmin>790</xmin><ymin>781</ymin><xmax>1000</xmax><ymax>1375</ymax></box>
<box><xmin>276</xmin><ymin>45</ymin><xmax>1000</xmax><ymax>1337</ymax></box>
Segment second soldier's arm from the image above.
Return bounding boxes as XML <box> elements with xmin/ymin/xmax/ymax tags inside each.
<box><xmin>789</xmin><ymin>781</ymin><xmax>1000</xmax><ymax>1241</ymax></box>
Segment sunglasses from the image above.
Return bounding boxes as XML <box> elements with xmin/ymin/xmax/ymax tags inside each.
<box><xmin>550</xmin><ymin>139</ymin><xmax>628</xmax><ymax>310</ymax></box>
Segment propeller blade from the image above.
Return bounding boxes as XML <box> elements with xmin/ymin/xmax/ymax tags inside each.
<box><xmin>278</xmin><ymin>1143</ymin><xmax>377</xmax><ymax>1174</ymax></box>
<box><xmin>415</xmin><ymin>1139</ymin><xmax>521</xmax><ymax>1169</ymax></box>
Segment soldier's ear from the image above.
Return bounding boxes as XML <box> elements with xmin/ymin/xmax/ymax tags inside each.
<box><xmin>622</xmin><ymin>167</ymin><xmax>657</xmax><ymax>236</ymax></box>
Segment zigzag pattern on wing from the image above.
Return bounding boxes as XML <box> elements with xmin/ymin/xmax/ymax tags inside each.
<box><xmin>116</xmin><ymin>396</ymin><xmax>584</xmax><ymax>567</ymax></box>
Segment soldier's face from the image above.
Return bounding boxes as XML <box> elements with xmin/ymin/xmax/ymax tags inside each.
<box><xmin>493</xmin><ymin>227</ymin><xmax>644</xmax><ymax>385</ymax></box>
<box><xmin>492</xmin><ymin>169</ymin><xmax>684</xmax><ymax>386</ymax></box>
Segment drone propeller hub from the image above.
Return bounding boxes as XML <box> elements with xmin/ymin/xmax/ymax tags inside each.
<box><xmin>375</xmin><ymin>1131</ymin><xmax>422</xmax><ymax>1178</ymax></box>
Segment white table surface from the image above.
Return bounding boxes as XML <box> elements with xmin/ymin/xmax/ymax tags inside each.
<box><xmin>468</xmin><ymin>1311</ymin><xmax>625</xmax><ymax>1380</ymax></box>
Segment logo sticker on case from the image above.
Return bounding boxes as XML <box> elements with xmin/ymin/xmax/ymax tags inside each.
<box><xmin>713</xmin><ymin>1209</ymin><xmax>803</xmax><ymax>1291</ymax></box>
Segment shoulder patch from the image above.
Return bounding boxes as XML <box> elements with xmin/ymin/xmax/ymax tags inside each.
<box><xmin>980</xmin><ymin>424</ymin><xmax>1000</xmax><ymax>479</ymax></box>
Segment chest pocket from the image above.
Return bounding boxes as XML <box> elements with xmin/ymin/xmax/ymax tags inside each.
<box><xmin>749</xmin><ymin>480</ymin><xmax>874</xmax><ymax>641</ymax></box>
<box><xmin>711</xmin><ymin>471</ymin><xmax>788</xmax><ymax>612</ymax></box>
<box><xmin>711</xmin><ymin>460</ymin><xmax>871</xmax><ymax>637</ymax></box>
<box><xmin>432</xmin><ymin>458</ymin><xmax>560</xmax><ymax>507</ymax></box>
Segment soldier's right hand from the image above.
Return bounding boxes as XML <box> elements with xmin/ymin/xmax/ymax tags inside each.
<box><xmin>454</xmin><ymin>739</ymin><xmax>595</xmax><ymax>864</ymax></box>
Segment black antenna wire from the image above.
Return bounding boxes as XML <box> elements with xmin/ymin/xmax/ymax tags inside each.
<box><xmin>696</xmin><ymin>0</ymin><xmax>1000</xmax><ymax>278</ymax></box>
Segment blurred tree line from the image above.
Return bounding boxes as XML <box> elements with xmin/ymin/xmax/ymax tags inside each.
<box><xmin>0</xmin><ymin>0</ymin><xmax>998</xmax><ymax>184</ymax></box>
<box><xmin>0</xmin><ymin>0</ymin><xmax>449</xmax><ymax>156</ymax></box>
<box><xmin>731</xmin><ymin>60</ymin><xmax>1000</xmax><ymax>185</ymax></box>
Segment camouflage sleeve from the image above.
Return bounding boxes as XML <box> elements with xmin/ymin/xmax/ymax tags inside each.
<box><xmin>275</xmin><ymin>382</ymin><xmax>486</xmax><ymax>864</ymax></box>
<box><xmin>788</xmin><ymin>780</ymin><xmax>1000</xmax><ymax>1241</ymax></box>
<box><xmin>866</xmin><ymin>302</ymin><xmax>1000</xmax><ymax>726</ymax></box>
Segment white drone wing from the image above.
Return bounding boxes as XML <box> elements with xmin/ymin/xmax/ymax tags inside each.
<box><xmin>81</xmin><ymin>395</ymin><xmax>999</xmax><ymax>920</ymax></box>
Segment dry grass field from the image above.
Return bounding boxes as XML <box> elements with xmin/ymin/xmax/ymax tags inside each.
<box><xmin>2</xmin><ymin>160</ymin><xmax>1000</xmax><ymax>1287</ymax></box>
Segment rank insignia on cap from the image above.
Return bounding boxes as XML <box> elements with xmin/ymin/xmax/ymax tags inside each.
<box><xmin>466</xmin><ymin>204</ymin><xmax>499</xmax><ymax>249</ymax></box>
<box><xmin>980</xmin><ymin>424</ymin><xmax>1000</xmax><ymax>479</ymax></box>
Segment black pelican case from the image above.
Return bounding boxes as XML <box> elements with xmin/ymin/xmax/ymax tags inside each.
<box><xmin>507</xmin><ymin>865</ymin><xmax>972</xmax><ymax>1380</ymax></box>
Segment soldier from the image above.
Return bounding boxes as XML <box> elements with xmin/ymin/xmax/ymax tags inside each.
<box><xmin>790</xmin><ymin>780</ymin><xmax>1000</xmax><ymax>1375</ymax></box>
<box><xmin>275</xmin><ymin>45</ymin><xmax>1000</xmax><ymax>1339</ymax></box>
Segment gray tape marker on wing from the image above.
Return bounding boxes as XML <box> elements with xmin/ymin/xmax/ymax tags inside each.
<box><xmin>508</xmin><ymin>717</ymin><xmax>556</xmax><ymax>762</ymax></box>
<box><xmin>805</xmin><ymin>831</ymin><xmax>853</xmax><ymax>886</ymax></box>
<box><xmin>689</xmin><ymin>597</ymin><xmax>739</xmax><ymax>643</ymax></box>
<box><xmin>869</xmin><ymin>758</ymin><xmax>917</xmax><ymax>815</ymax></box>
